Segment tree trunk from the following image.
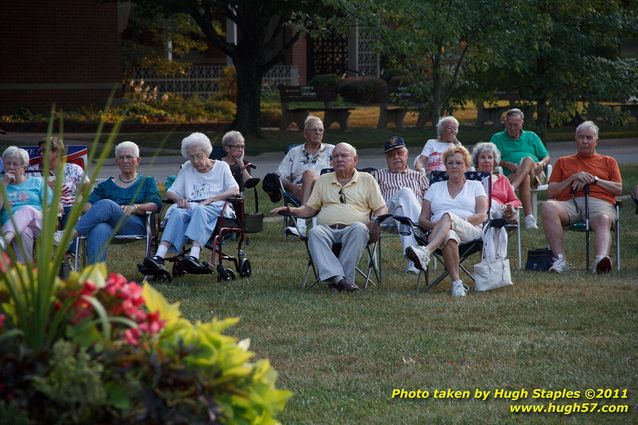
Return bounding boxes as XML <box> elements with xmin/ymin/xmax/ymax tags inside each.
<box><xmin>233</xmin><ymin>55</ymin><xmax>263</xmax><ymax>136</ymax></box>
<box><xmin>535</xmin><ymin>99</ymin><xmax>548</xmax><ymax>140</ymax></box>
<box><xmin>430</xmin><ymin>50</ymin><xmax>443</xmax><ymax>128</ymax></box>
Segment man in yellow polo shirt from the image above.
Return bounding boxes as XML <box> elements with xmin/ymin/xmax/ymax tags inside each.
<box><xmin>272</xmin><ymin>143</ymin><xmax>387</xmax><ymax>291</ymax></box>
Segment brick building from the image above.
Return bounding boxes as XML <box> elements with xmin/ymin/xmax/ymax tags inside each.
<box><xmin>0</xmin><ymin>1</ymin><xmax>128</xmax><ymax>114</ymax></box>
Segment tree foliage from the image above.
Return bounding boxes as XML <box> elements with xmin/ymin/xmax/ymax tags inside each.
<box><xmin>122</xmin><ymin>4</ymin><xmax>208</xmax><ymax>76</ymax></box>
<box><xmin>332</xmin><ymin>0</ymin><xmax>638</xmax><ymax>133</ymax></box>
<box><xmin>474</xmin><ymin>0</ymin><xmax>638</xmax><ymax>133</ymax></box>
<box><xmin>331</xmin><ymin>0</ymin><xmax>510</xmax><ymax>125</ymax></box>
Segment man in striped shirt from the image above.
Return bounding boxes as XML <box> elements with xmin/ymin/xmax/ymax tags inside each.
<box><xmin>376</xmin><ymin>136</ymin><xmax>429</xmax><ymax>274</ymax></box>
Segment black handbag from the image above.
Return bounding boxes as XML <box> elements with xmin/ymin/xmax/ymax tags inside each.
<box><xmin>525</xmin><ymin>248</ymin><xmax>554</xmax><ymax>272</ymax></box>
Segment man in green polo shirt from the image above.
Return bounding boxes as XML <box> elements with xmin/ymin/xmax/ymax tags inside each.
<box><xmin>490</xmin><ymin>108</ymin><xmax>550</xmax><ymax>229</ymax></box>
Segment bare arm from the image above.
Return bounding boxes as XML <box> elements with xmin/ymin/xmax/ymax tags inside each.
<box><xmin>200</xmin><ymin>187</ymin><xmax>240</xmax><ymax>205</ymax></box>
<box><xmin>466</xmin><ymin>195</ymin><xmax>488</xmax><ymax>226</ymax></box>
<box><xmin>414</xmin><ymin>154</ymin><xmax>427</xmax><ymax>173</ymax></box>
<box><xmin>166</xmin><ymin>190</ymin><xmax>189</xmax><ymax>209</ymax></box>
<box><xmin>271</xmin><ymin>204</ymin><xmax>317</xmax><ymax>219</ymax></box>
<box><xmin>418</xmin><ymin>199</ymin><xmax>434</xmax><ymax>230</ymax></box>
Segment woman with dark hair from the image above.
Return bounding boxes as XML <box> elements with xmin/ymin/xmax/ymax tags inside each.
<box><xmin>38</xmin><ymin>136</ymin><xmax>89</xmax><ymax>226</ymax></box>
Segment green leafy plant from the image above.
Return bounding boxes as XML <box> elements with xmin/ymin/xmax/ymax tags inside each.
<box><xmin>0</xmin><ymin>112</ymin><xmax>291</xmax><ymax>424</ymax></box>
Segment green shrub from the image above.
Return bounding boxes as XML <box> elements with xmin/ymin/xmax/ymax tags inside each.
<box><xmin>586</xmin><ymin>102</ymin><xmax>630</xmax><ymax>127</ymax></box>
<box><xmin>337</xmin><ymin>78</ymin><xmax>387</xmax><ymax>105</ymax></box>
<box><xmin>308</xmin><ymin>73</ymin><xmax>341</xmax><ymax>88</ymax></box>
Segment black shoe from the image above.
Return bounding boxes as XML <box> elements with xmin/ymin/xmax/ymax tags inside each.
<box><xmin>181</xmin><ymin>256</ymin><xmax>213</xmax><ymax>274</ymax></box>
<box><xmin>262</xmin><ymin>173</ymin><xmax>283</xmax><ymax>203</ymax></box>
<box><xmin>337</xmin><ymin>278</ymin><xmax>357</xmax><ymax>292</ymax></box>
<box><xmin>327</xmin><ymin>282</ymin><xmax>341</xmax><ymax>292</ymax></box>
<box><xmin>143</xmin><ymin>255</ymin><xmax>167</xmax><ymax>271</ymax></box>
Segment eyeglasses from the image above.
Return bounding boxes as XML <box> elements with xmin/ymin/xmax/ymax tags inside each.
<box><xmin>228</xmin><ymin>144</ymin><xmax>245</xmax><ymax>150</ymax></box>
<box><xmin>188</xmin><ymin>152</ymin><xmax>208</xmax><ymax>161</ymax></box>
<box><xmin>339</xmin><ymin>188</ymin><xmax>346</xmax><ymax>204</ymax></box>
<box><xmin>117</xmin><ymin>155</ymin><xmax>137</xmax><ymax>162</ymax></box>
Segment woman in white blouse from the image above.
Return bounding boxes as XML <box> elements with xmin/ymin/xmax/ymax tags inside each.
<box><xmin>143</xmin><ymin>132</ymin><xmax>239</xmax><ymax>272</ymax></box>
<box><xmin>406</xmin><ymin>145</ymin><xmax>487</xmax><ymax>297</ymax></box>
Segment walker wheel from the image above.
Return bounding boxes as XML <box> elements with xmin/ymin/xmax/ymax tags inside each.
<box><xmin>239</xmin><ymin>259</ymin><xmax>252</xmax><ymax>278</ymax></box>
<box><xmin>217</xmin><ymin>265</ymin><xmax>235</xmax><ymax>281</ymax></box>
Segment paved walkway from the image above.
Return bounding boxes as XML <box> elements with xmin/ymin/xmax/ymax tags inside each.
<box><xmin>103</xmin><ymin>137</ymin><xmax>638</xmax><ymax>183</ymax></box>
<box><xmin>2</xmin><ymin>132</ymin><xmax>636</xmax><ymax>182</ymax></box>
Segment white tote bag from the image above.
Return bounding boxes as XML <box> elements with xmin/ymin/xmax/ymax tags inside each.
<box><xmin>474</xmin><ymin>225</ymin><xmax>513</xmax><ymax>292</ymax></box>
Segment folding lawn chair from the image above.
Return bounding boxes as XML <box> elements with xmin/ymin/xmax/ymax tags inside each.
<box><xmin>567</xmin><ymin>184</ymin><xmax>621</xmax><ymax>271</ymax></box>
<box><xmin>281</xmin><ymin>212</ymin><xmax>392</xmax><ymax>289</ymax></box>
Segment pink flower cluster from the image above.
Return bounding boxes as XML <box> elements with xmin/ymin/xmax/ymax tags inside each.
<box><xmin>71</xmin><ymin>272</ymin><xmax>165</xmax><ymax>346</ymax></box>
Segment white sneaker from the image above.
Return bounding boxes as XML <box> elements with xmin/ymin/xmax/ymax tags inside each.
<box><xmin>405</xmin><ymin>246</ymin><xmax>430</xmax><ymax>271</ymax></box>
<box><xmin>296</xmin><ymin>218</ymin><xmax>307</xmax><ymax>236</ymax></box>
<box><xmin>53</xmin><ymin>230</ymin><xmax>64</xmax><ymax>246</ymax></box>
<box><xmin>451</xmin><ymin>280</ymin><xmax>469</xmax><ymax>297</ymax></box>
<box><xmin>549</xmin><ymin>256</ymin><xmax>569</xmax><ymax>273</ymax></box>
<box><xmin>285</xmin><ymin>226</ymin><xmax>302</xmax><ymax>237</ymax></box>
<box><xmin>406</xmin><ymin>262</ymin><xmax>420</xmax><ymax>274</ymax></box>
<box><xmin>524</xmin><ymin>214</ymin><xmax>538</xmax><ymax>229</ymax></box>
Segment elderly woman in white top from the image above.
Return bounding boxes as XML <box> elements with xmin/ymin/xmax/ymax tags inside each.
<box><xmin>144</xmin><ymin>132</ymin><xmax>239</xmax><ymax>272</ymax></box>
<box><xmin>413</xmin><ymin>116</ymin><xmax>462</xmax><ymax>175</ymax></box>
<box><xmin>406</xmin><ymin>145</ymin><xmax>487</xmax><ymax>297</ymax></box>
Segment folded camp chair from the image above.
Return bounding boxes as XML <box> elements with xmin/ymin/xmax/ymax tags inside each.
<box><xmin>394</xmin><ymin>171</ymin><xmax>492</xmax><ymax>293</ymax></box>
<box><xmin>567</xmin><ymin>185</ymin><xmax>621</xmax><ymax>271</ymax></box>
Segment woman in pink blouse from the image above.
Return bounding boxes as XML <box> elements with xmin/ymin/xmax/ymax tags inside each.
<box><xmin>472</xmin><ymin>142</ymin><xmax>521</xmax><ymax>222</ymax></box>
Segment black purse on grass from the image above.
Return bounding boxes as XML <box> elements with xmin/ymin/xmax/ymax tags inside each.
<box><xmin>525</xmin><ymin>248</ymin><xmax>554</xmax><ymax>272</ymax></box>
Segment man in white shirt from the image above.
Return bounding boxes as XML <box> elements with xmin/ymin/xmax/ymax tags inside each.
<box><xmin>263</xmin><ymin>115</ymin><xmax>334</xmax><ymax>235</ymax></box>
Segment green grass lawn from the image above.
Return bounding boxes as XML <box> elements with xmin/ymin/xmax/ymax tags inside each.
<box><xmin>95</xmin><ymin>166</ymin><xmax>638</xmax><ymax>424</ymax></box>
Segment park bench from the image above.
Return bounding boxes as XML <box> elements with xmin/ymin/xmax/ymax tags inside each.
<box><xmin>278</xmin><ymin>85</ymin><xmax>354</xmax><ymax>130</ymax></box>
<box><xmin>377</xmin><ymin>86</ymin><xmax>428</xmax><ymax>129</ymax></box>
<box><xmin>475</xmin><ymin>92</ymin><xmax>521</xmax><ymax>128</ymax></box>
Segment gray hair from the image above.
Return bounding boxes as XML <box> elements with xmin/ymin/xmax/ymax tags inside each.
<box><xmin>505</xmin><ymin>108</ymin><xmax>524</xmax><ymax>120</ymax></box>
<box><xmin>304</xmin><ymin>115</ymin><xmax>323</xmax><ymax>130</ymax></box>
<box><xmin>472</xmin><ymin>142</ymin><xmax>501</xmax><ymax>168</ymax></box>
<box><xmin>114</xmin><ymin>141</ymin><xmax>140</xmax><ymax>158</ymax></box>
<box><xmin>222</xmin><ymin>130</ymin><xmax>245</xmax><ymax>147</ymax></box>
<box><xmin>181</xmin><ymin>132</ymin><xmax>213</xmax><ymax>159</ymax></box>
<box><xmin>334</xmin><ymin>142</ymin><xmax>357</xmax><ymax>156</ymax></box>
<box><xmin>576</xmin><ymin>120</ymin><xmax>599</xmax><ymax>138</ymax></box>
<box><xmin>2</xmin><ymin>146</ymin><xmax>29</xmax><ymax>166</ymax></box>
<box><xmin>436</xmin><ymin>116</ymin><xmax>459</xmax><ymax>138</ymax></box>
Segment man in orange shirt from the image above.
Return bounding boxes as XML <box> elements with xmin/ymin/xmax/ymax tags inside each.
<box><xmin>541</xmin><ymin>121</ymin><xmax>622</xmax><ymax>273</ymax></box>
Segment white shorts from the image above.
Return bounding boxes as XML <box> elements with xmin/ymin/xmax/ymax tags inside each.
<box><xmin>441</xmin><ymin>212</ymin><xmax>482</xmax><ymax>246</ymax></box>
